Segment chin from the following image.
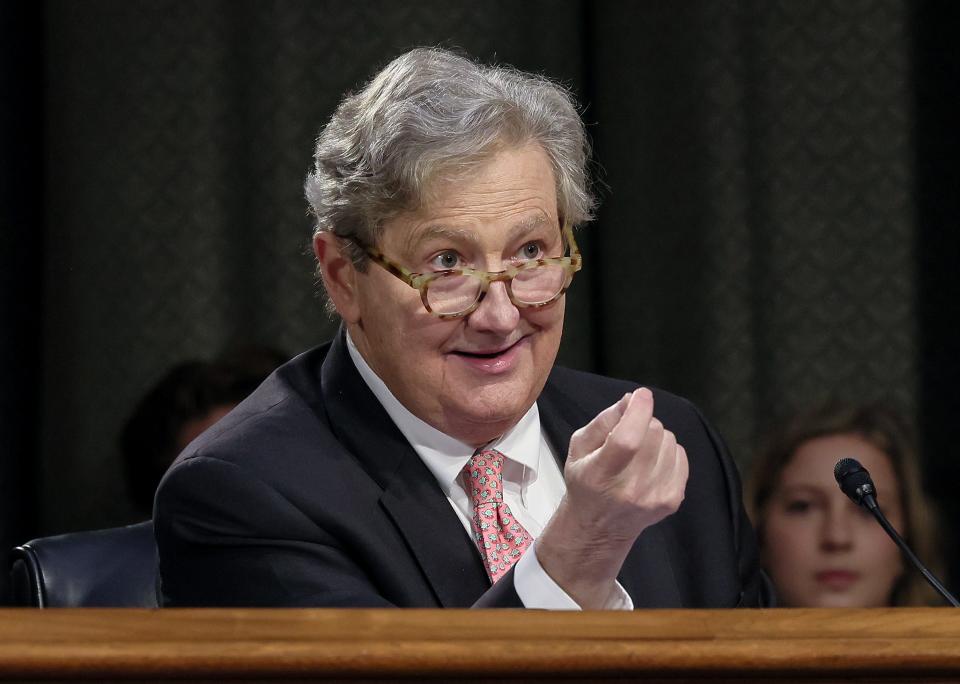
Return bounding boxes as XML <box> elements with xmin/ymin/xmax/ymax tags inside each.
<box><xmin>443</xmin><ymin>398</ymin><xmax>530</xmax><ymax>443</ymax></box>
<box><xmin>463</xmin><ymin>401</ymin><xmax>526</xmax><ymax>426</ymax></box>
<box><xmin>812</xmin><ymin>593</ymin><xmax>864</xmax><ymax>609</ymax></box>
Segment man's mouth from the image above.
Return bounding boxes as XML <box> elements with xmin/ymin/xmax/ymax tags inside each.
<box><xmin>448</xmin><ymin>338</ymin><xmax>527</xmax><ymax>373</ymax></box>
<box><xmin>454</xmin><ymin>349</ymin><xmax>508</xmax><ymax>359</ymax></box>
<box><xmin>452</xmin><ymin>340</ymin><xmax>521</xmax><ymax>358</ymax></box>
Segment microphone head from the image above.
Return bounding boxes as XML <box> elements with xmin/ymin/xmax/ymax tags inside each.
<box><xmin>834</xmin><ymin>457</ymin><xmax>877</xmax><ymax>506</ymax></box>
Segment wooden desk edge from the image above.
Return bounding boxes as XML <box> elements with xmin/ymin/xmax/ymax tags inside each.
<box><xmin>1</xmin><ymin>608</ymin><xmax>959</xmax><ymax>679</ymax></box>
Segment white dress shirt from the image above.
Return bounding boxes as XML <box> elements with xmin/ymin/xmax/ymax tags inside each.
<box><xmin>346</xmin><ymin>332</ymin><xmax>632</xmax><ymax>610</ymax></box>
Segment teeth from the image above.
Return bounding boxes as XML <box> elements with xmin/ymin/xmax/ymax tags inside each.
<box><xmin>453</xmin><ymin>341</ymin><xmax>519</xmax><ymax>357</ymax></box>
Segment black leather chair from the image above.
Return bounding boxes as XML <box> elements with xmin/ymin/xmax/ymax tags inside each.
<box><xmin>10</xmin><ymin>521</ymin><xmax>158</xmax><ymax>607</ymax></box>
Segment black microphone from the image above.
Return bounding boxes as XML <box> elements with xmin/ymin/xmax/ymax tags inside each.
<box><xmin>834</xmin><ymin>458</ymin><xmax>959</xmax><ymax>607</ymax></box>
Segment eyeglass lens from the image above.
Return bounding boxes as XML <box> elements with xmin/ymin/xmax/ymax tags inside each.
<box><xmin>425</xmin><ymin>263</ymin><xmax>568</xmax><ymax>315</ymax></box>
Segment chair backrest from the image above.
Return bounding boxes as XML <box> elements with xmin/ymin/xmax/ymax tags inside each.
<box><xmin>10</xmin><ymin>521</ymin><xmax>158</xmax><ymax>607</ymax></box>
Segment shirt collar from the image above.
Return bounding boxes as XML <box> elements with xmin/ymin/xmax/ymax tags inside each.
<box><xmin>345</xmin><ymin>330</ymin><xmax>541</xmax><ymax>488</ymax></box>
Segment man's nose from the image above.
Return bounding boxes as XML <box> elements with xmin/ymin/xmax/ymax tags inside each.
<box><xmin>467</xmin><ymin>280</ymin><xmax>520</xmax><ymax>333</ymax></box>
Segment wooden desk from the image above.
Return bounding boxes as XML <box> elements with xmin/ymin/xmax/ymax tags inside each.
<box><xmin>1</xmin><ymin>608</ymin><xmax>958</xmax><ymax>682</ymax></box>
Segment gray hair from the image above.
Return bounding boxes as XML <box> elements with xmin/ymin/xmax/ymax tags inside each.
<box><xmin>304</xmin><ymin>47</ymin><xmax>595</xmax><ymax>268</ymax></box>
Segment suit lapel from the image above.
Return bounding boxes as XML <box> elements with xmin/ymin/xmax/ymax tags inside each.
<box><xmin>319</xmin><ymin>330</ymin><xmax>490</xmax><ymax>607</ymax></box>
<box><xmin>538</xmin><ymin>373</ymin><xmax>683</xmax><ymax>608</ymax></box>
<box><xmin>378</xmin><ymin>457</ymin><xmax>491</xmax><ymax>607</ymax></box>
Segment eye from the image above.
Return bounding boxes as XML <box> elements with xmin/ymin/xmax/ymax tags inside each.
<box><xmin>430</xmin><ymin>250</ymin><xmax>462</xmax><ymax>270</ymax></box>
<box><xmin>517</xmin><ymin>241</ymin><xmax>544</xmax><ymax>261</ymax></box>
<box><xmin>784</xmin><ymin>499</ymin><xmax>812</xmax><ymax>514</ymax></box>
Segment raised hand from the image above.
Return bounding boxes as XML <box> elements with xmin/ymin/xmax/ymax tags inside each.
<box><xmin>536</xmin><ymin>388</ymin><xmax>689</xmax><ymax>608</ymax></box>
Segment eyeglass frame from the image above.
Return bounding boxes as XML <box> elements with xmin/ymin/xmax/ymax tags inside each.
<box><xmin>347</xmin><ymin>223</ymin><xmax>582</xmax><ymax>319</ymax></box>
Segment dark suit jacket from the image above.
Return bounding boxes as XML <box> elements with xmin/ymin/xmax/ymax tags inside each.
<box><xmin>155</xmin><ymin>330</ymin><xmax>769</xmax><ymax>608</ymax></box>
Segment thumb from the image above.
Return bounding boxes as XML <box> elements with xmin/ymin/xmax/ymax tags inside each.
<box><xmin>568</xmin><ymin>391</ymin><xmax>633</xmax><ymax>463</ymax></box>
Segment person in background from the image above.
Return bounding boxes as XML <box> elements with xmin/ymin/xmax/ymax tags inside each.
<box><xmin>121</xmin><ymin>346</ymin><xmax>288</xmax><ymax>518</ymax></box>
<box><xmin>748</xmin><ymin>402</ymin><xmax>943</xmax><ymax>606</ymax></box>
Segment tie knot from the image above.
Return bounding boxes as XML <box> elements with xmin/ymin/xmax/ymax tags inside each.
<box><xmin>462</xmin><ymin>449</ymin><xmax>506</xmax><ymax>505</ymax></box>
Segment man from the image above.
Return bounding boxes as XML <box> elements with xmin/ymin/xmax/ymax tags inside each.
<box><xmin>155</xmin><ymin>48</ymin><xmax>768</xmax><ymax>609</ymax></box>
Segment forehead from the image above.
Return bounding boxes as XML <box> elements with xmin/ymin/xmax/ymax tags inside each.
<box><xmin>780</xmin><ymin>433</ymin><xmax>899</xmax><ymax>493</ymax></box>
<box><xmin>382</xmin><ymin>144</ymin><xmax>559</xmax><ymax>248</ymax></box>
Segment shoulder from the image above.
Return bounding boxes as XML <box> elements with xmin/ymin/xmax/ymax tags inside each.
<box><xmin>154</xmin><ymin>339</ymin><xmax>386</xmax><ymax>535</ymax></box>
<box><xmin>163</xmin><ymin>343</ymin><xmax>339</xmax><ymax>480</ymax></box>
<box><xmin>545</xmin><ymin>365</ymin><xmax>706</xmax><ymax>429</ymax></box>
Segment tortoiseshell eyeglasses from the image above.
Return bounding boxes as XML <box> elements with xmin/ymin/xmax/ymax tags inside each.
<box><xmin>352</xmin><ymin>224</ymin><xmax>582</xmax><ymax>319</ymax></box>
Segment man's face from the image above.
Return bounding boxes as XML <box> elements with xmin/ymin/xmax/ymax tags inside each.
<box><xmin>346</xmin><ymin>144</ymin><xmax>566</xmax><ymax>446</ymax></box>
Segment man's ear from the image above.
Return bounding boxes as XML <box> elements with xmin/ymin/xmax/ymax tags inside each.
<box><xmin>313</xmin><ymin>232</ymin><xmax>361</xmax><ymax>323</ymax></box>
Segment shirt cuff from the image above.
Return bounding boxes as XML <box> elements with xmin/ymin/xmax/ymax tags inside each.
<box><xmin>514</xmin><ymin>539</ymin><xmax>635</xmax><ymax>610</ymax></box>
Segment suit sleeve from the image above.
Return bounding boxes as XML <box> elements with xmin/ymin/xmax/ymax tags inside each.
<box><xmin>691</xmin><ymin>404</ymin><xmax>775</xmax><ymax>608</ymax></box>
<box><xmin>155</xmin><ymin>455</ymin><xmax>401</xmax><ymax>607</ymax></box>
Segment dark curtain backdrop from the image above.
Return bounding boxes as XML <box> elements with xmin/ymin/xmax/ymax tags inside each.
<box><xmin>2</xmin><ymin>0</ymin><xmax>958</xmax><ymax>599</ymax></box>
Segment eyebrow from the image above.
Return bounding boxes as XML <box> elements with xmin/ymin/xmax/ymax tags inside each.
<box><xmin>401</xmin><ymin>226</ymin><xmax>473</xmax><ymax>254</ymax></box>
<box><xmin>775</xmin><ymin>484</ymin><xmax>825</xmax><ymax>496</ymax></box>
<box><xmin>401</xmin><ymin>215</ymin><xmax>552</xmax><ymax>254</ymax></box>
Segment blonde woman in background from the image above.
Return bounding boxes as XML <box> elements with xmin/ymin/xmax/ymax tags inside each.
<box><xmin>748</xmin><ymin>403</ymin><xmax>944</xmax><ymax>607</ymax></box>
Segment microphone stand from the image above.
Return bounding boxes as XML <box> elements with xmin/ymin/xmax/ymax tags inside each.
<box><xmin>860</xmin><ymin>494</ymin><xmax>960</xmax><ymax>607</ymax></box>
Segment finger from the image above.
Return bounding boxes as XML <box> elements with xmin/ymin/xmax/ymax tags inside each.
<box><xmin>667</xmin><ymin>443</ymin><xmax>689</xmax><ymax>511</ymax></box>
<box><xmin>650</xmin><ymin>426</ymin><xmax>688</xmax><ymax>481</ymax></box>
<box><xmin>601</xmin><ymin>388</ymin><xmax>656</xmax><ymax>468</ymax></box>
<box><xmin>675</xmin><ymin>443</ymin><xmax>690</xmax><ymax>490</ymax></box>
<box><xmin>569</xmin><ymin>391</ymin><xmax>632</xmax><ymax>459</ymax></box>
<box><xmin>656</xmin><ymin>439</ymin><xmax>688</xmax><ymax>503</ymax></box>
<box><xmin>641</xmin><ymin>419</ymin><xmax>673</xmax><ymax>477</ymax></box>
<box><xmin>641</xmin><ymin>434</ymin><xmax>687</xmax><ymax>520</ymax></box>
<box><xmin>612</xmin><ymin>388</ymin><xmax>655</xmax><ymax>442</ymax></box>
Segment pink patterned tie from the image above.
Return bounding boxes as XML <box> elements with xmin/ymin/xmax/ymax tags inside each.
<box><xmin>462</xmin><ymin>448</ymin><xmax>534</xmax><ymax>583</ymax></box>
